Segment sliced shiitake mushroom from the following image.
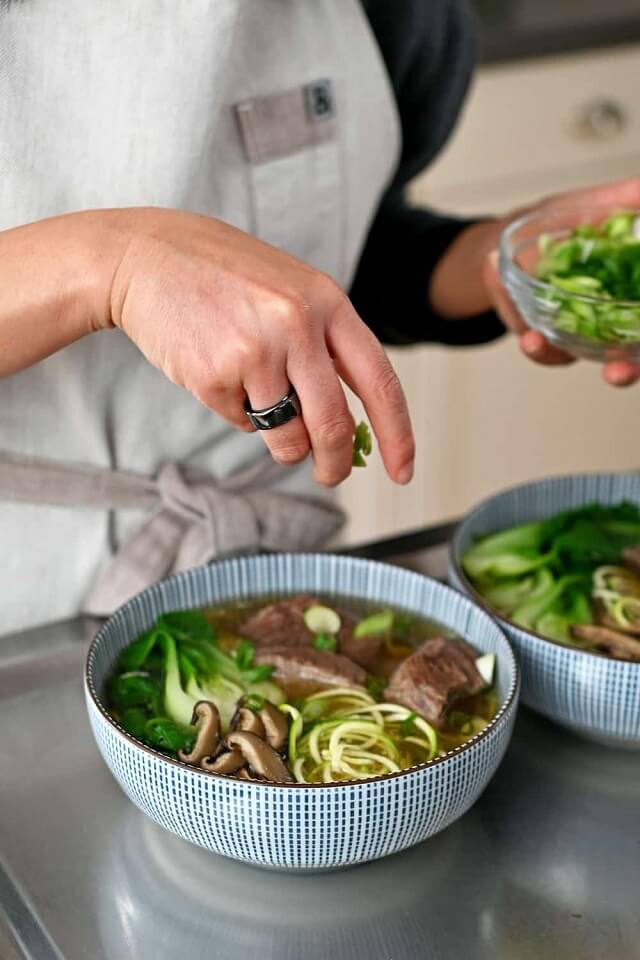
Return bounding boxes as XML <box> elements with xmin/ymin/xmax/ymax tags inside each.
<box><xmin>200</xmin><ymin>749</ymin><xmax>246</xmax><ymax>775</ymax></box>
<box><xmin>571</xmin><ymin>624</ymin><xmax>640</xmax><ymax>661</ymax></box>
<box><xmin>258</xmin><ymin>701</ymin><xmax>289</xmax><ymax>753</ymax></box>
<box><xmin>231</xmin><ymin>705</ymin><xmax>266</xmax><ymax>738</ymax></box>
<box><xmin>178</xmin><ymin>701</ymin><xmax>221</xmax><ymax>764</ymax></box>
<box><xmin>225</xmin><ymin>731</ymin><xmax>293</xmax><ymax>783</ymax></box>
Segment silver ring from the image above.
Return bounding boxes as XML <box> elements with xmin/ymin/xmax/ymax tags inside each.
<box><xmin>244</xmin><ymin>385</ymin><xmax>301</xmax><ymax>431</ymax></box>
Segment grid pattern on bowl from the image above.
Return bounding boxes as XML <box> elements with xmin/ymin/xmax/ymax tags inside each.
<box><xmin>450</xmin><ymin>472</ymin><xmax>640</xmax><ymax>746</ymax></box>
<box><xmin>85</xmin><ymin>553</ymin><xmax>519</xmax><ymax>869</ymax></box>
<box><xmin>88</xmin><ymin>698</ymin><xmax>515</xmax><ymax>868</ymax></box>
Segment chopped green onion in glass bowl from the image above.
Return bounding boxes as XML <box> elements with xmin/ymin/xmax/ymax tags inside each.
<box><xmin>499</xmin><ymin>203</ymin><xmax>640</xmax><ymax>361</ymax></box>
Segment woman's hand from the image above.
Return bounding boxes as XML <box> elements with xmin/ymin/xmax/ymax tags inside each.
<box><xmin>0</xmin><ymin>208</ymin><xmax>414</xmax><ymax>486</ymax></box>
<box><xmin>430</xmin><ymin>177</ymin><xmax>640</xmax><ymax>387</ymax></box>
<box><xmin>108</xmin><ymin>208</ymin><xmax>414</xmax><ymax>487</ymax></box>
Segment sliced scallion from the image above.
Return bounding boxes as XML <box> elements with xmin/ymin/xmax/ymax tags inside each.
<box><xmin>353</xmin><ymin>608</ymin><xmax>394</xmax><ymax>638</ymax></box>
<box><xmin>304</xmin><ymin>604</ymin><xmax>341</xmax><ymax>636</ymax></box>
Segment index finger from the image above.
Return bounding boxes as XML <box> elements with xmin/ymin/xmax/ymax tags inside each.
<box><xmin>326</xmin><ymin>300</ymin><xmax>415</xmax><ymax>485</ymax></box>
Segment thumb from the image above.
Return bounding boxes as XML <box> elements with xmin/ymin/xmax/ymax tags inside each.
<box><xmin>484</xmin><ymin>250</ymin><xmax>575</xmax><ymax>366</ymax></box>
<box><xmin>482</xmin><ymin>249</ymin><xmax>527</xmax><ymax>335</ymax></box>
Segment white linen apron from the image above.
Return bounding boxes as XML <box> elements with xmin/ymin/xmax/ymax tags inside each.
<box><xmin>0</xmin><ymin>0</ymin><xmax>400</xmax><ymax>634</ymax></box>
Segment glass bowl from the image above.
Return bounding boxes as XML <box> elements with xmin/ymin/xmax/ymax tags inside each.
<box><xmin>499</xmin><ymin>203</ymin><xmax>640</xmax><ymax>362</ymax></box>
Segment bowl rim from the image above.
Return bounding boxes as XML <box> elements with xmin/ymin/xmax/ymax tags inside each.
<box><xmin>449</xmin><ymin>469</ymin><xmax>640</xmax><ymax>668</ymax></box>
<box><xmin>85</xmin><ymin>552</ymin><xmax>520</xmax><ymax>790</ymax></box>
<box><xmin>499</xmin><ymin>208</ymin><xmax>640</xmax><ymax>309</ymax></box>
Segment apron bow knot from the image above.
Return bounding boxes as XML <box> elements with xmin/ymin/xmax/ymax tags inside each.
<box><xmin>86</xmin><ymin>459</ymin><xmax>343</xmax><ymax>615</ymax></box>
<box><xmin>0</xmin><ymin>451</ymin><xmax>344</xmax><ymax>617</ymax></box>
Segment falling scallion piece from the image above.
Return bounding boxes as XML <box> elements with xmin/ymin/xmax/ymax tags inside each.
<box><xmin>352</xmin><ymin>421</ymin><xmax>373</xmax><ymax>467</ymax></box>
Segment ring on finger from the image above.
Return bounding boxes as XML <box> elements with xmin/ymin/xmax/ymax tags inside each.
<box><xmin>244</xmin><ymin>384</ymin><xmax>301</xmax><ymax>431</ymax></box>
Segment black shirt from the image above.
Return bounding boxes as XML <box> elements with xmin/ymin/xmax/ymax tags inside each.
<box><xmin>354</xmin><ymin>0</ymin><xmax>505</xmax><ymax>346</ymax></box>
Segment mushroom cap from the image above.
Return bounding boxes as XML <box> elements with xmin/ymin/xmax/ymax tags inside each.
<box><xmin>225</xmin><ymin>731</ymin><xmax>293</xmax><ymax>783</ymax></box>
<box><xmin>177</xmin><ymin>700</ymin><xmax>221</xmax><ymax>765</ymax></box>
<box><xmin>258</xmin><ymin>701</ymin><xmax>289</xmax><ymax>752</ymax></box>
<box><xmin>200</xmin><ymin>749</ymin><xmax>246</xmax><ymax>775</ymax></box>
<box><xmin>231</xmin><ymin>706</ymin><xmax>266</xmax><ymax>738</ymax></box>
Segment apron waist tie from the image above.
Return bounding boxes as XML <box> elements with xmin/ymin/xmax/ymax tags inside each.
<box><xmin>0</xmin><ymin>452</ymin><xmax>345</xmax><ymax>616</ymax></box>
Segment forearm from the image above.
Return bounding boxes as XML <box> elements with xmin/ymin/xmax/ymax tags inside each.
<box><xmin>0</xmin><ymin>211</ymin><xmax>123</xmax><ymax>377</ymax></box>
<box><xmin>350</xmin><ymin>200</ymin><xmax>505</xmax><ymax>347</ymax></box>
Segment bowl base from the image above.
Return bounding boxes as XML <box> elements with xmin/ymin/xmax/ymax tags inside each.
<box><xmin>563</xmin><ymin>724</ymin><xmax>640</xmax><ymax>751</ymax></box>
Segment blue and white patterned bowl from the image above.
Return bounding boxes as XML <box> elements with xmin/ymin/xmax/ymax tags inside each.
<box><xmin>450</xmin><ymin>473</ymin><xmax>640</xmax><ymax>750</ymax></box>
<box><xmin>85</xmin><ymin>553</ymin><xmax>519</xmax><ymax>871</ymax></box>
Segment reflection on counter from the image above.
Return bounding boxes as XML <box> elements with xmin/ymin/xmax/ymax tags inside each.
<box><xmin>98</xmin><ymin>811</ymin><xmax>497</xmax><ymax>960</ymax></box>
<box><xmin>479</xmin><ymin>709</ymin><xmax>640</xmax><ymax>958</ymax></box>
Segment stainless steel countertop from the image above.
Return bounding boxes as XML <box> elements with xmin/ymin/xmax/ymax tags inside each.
<box><xmin>1</xmin><ymin>539</ymin><xmax>639</xmax><ymax>960</ymax></box>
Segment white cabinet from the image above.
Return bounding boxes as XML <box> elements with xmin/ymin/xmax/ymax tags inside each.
<box><xmin>336</xmin><ymin>43</ymin><xmax>640</xmax><ymax>547</ymax></box>
<box><xmin>412</xmin><ymin>43</ymin><xmax>640</xmax><ymax>217</ymax></box>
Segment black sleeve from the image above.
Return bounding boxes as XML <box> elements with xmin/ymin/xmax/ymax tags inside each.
<box><xmin>351</xmin><ymin>0</ymin><xmax>505</xmax><ymax>346</ymax></box>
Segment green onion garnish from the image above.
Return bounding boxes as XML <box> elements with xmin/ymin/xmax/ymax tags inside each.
<box><xmin>352</xmin><ymin>421</ymin><xmax>373</xmax><ymax>467</ymax></box>
<box><xmin>313</xmin><ymin>633</ymin><xmax>338</xmax><ymax>652</ymax></box>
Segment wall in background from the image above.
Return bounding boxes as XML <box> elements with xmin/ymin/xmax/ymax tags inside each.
<box><xmin>335</xmin><ymin>44</ymin><xmax>640</xmax><ymax>547</ymax></box>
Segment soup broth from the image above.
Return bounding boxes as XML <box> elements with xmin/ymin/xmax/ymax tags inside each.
<box><xmin>106</xmin><ymin>595</ymin><xmax>498</xmax><ymax>784</ymax></box>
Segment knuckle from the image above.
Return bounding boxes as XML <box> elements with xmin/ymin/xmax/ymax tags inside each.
<box><xmin>317</xmin><ymin>273</ymin><xmax>345</xmax><ymax>303</ymax></box>
<box><xmin>189</xmin><ymin>370</ymin><xmax>219</xmax><ymax>409</ymax></box>
<box><xmin>315</xmin><ymin>463</ymin><xmax>351</xmax><ymax>488</ymax></box>
<box><xmin>270</xmin><ymin>437</ymin><xmax>309</xmax><ymax>465</ymax></box>
<box><xmin>314</xmin><ymin>416</ymin><xmax>353</xmax><ymax>453</ymax></box>
<box><xmin>235</xmin><ymin>335</ymin><xmax>269</xmax><ymax>368</ymax></box>
<box><xmin>372</xmin><ymin>363</ymin><xmax>404</xmax><ymax>411</ymax></box>
<box><xmin>272</xmin><ymin>293</ymin><xmax>311</xmax><ymax>332</ymax></box>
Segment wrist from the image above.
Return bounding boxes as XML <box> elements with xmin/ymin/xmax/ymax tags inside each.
<box><xmin>428</xmin><ymin>218</ymin><xmax>505</xmax><ymax>319</ymax></box>
<box><xmin>63</xmin><ymin>209</ymin><xmax>133</xmax><ymax>333</ymax></box>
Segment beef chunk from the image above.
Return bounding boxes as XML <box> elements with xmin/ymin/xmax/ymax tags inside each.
<box><xmin>253</xmin><ymin>646</ymin><xmax>367</xmax><ymax>688</ymax></box>
<box><xmin>240</xmin><ymin>596</ymin><xmax>381</xmax><ymax>668</ymax></box>
<box><xmin>338</xmin><ymin>629</ymin><xmax>382</xmax><ymax>671</ymax></box>
<box><xmin>384</xmin><ymin>637</ymin><xmax>486</xmax><ymax>725</ymax></box>
<box><xmin>240</xmin><ymin>596</ymin><xmax>319</xmax><ymax>648</ymax></box>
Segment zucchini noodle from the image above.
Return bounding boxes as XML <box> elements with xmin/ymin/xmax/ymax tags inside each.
<box><xmin>593</xmin><ymin>565</ymin><xmax>640</xmax><ymax>629</ymax></box>
<box><xmin>284</xmin><ymin>687</ymin><xmax>439</xmax><ymax>784</ymax></box>
<box><xmin>610</xmin><ymin>596</ymin><xmax>640</xmax><ymax>630</ymax></box>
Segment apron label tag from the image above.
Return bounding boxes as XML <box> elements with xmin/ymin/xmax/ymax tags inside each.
<box><xmin>305</xmin><ymin>79</ymin><xmax>335</xmax><ymax>122</ymax></box>
<box><xmin>234</xmin><ymin>80</ymin><xmax>336</xmax><ymax>165</ymax></box>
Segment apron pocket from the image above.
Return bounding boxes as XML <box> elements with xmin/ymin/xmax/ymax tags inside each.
<box><xmin>234</xmin><ymin>81</ymin><xmax>344</xmax><ymax>281</ymax></box>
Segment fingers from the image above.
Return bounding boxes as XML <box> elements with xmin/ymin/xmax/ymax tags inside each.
<box><xmin>602</xmin><ymin>361</ymin><xmax>640</xmax><ymax>387</ymax></box>
<box><xmin>288</xmin><ymin>351</ymin><xmax>355</xmax><ymax>486</ymax></box>
<box><xmin>548</xmin><ymin>177</ymin><xmax>640</xmax><ymax>210</ymax></box>
<box><xmin>243</xmin><ymin>366</ymin><xmax>311</xmax><ymax>467</ymax></box>
<box><xmin>519</xmin><ymin>330</ymin><xmax>575</xmax><ymax>366</ymax></box>
<box><xmin>484</xmin><ymin>251</ymin><xmax>575</xmax><ymax>367</ymax></box>
<box><xmin>326</xmin><ymin>300</ymin><xmax>414</xmax><ymax>485</ymax></box>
